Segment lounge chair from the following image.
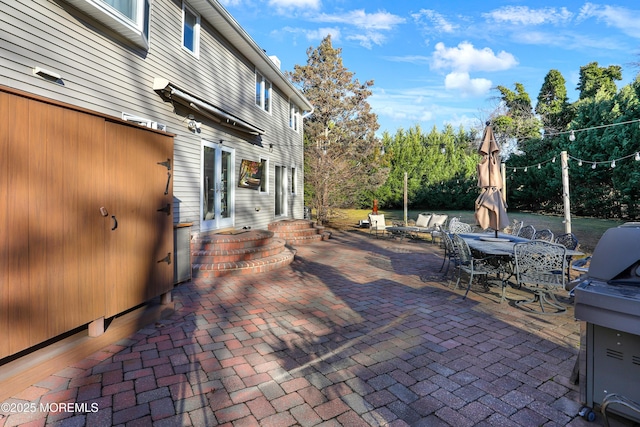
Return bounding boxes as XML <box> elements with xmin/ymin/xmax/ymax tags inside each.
<box><xmin>413</xmin><ymin>213</ymin><xmax>448</xmax><ymax>243</ymax></box>
<box><xmin>368</xmin><ymin>213</ymin><xmax>389</xmax><ymax>238</ymax></box>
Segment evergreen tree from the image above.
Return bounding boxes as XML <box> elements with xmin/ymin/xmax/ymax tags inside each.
<box><xmin>288</xmin><ymin>35</ymin><xmax>385</xmax><ymax>223</ymax></box>
<box><xmin>535</xmin><ymin>69</ymin><xmax>573</xmax><ymax>134</ymax></box>
<box><xmin>577</xmin><ymin>62</ymin><xmax>622</xmax><ymax>100</ymax></box>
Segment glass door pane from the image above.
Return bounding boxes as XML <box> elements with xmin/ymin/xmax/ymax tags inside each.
<box><xmin>202</xmin><ymin>142</ymin><xmax>234</xmax><ymax>231</ymax></box>
<box><xmin>220</xmin><ymin>150</ymin><xmax>231</xmax><ymax>219</ymax></box>
<box><xmin>203</xmin><ymin>145</ymin><xmax>216</xmax><ymax>222</ymax></box>
<box><xmin>275</xmin><ymin>166</ymin><xmax>283</xmax><ymax>216</ymax></box>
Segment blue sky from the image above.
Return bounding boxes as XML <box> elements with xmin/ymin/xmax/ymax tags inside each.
<box><xmin>220</xmin><ymin>0</ymin><xmax>640</xmax><ymax>135</ymax></box>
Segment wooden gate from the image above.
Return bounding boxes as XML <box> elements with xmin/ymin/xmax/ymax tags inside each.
<box><xmin>0</xmin><ymin>87</ymin><xmax>174</xmax><ymax>359</ymax></box>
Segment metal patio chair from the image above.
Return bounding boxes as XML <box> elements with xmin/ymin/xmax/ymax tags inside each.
<box><xmin>449</xmin><ymin>221</ymin><xmax>472</xmax><ymax>234</ymax></box>
<box><xmin>518</xmin><ymin>224</ymin><xmax>536</xmax><ymax>240</ymax></box>
<box><xmin>555</xmin><ymin>232</ymin><xmax>579</xmax><ymax>280</ymax></box>
<box><xmin>533</xmin><ymin>229</ymin><xmax>554</xmax><ymax>242</ymax></box>
<box><xmin>452</xmin><ymin>234</ymin><xmax>505</xmax><ymax>299</ymax></box>
<box><xmin>513</xmin><ymin>240</ymin><xmax>567</xmax><ymax>314</ymax></box>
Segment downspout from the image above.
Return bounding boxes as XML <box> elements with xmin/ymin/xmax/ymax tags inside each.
<box><xmin>302</xmin><ymin>105</ymin><xmax>315</xmax><ymax>119</ymax></box>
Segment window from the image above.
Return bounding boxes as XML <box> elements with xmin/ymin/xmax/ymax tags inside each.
<box><xmin>182</xmin><ymin>2</ymin><xmax>200</xmax><ymax>55</ymax></box>
<box><xmin>291</xmin><ymin>167</ymin><xmax>297</xmax><ymax>194</ymax></box>
<box><xmin>255</xmin><ymin>71</ymin><xmax>271</xmax><ymax>113</ymax></box>
<box><xmin>259</xmin><ymin>158</ymin><xmax>269</xmax><ymax>193</ymax></box>
<box><xmin>64</xmin><ymin>0</ymin><xmax>150</xmax><ymax>48</ymax></box>
<box><xmin>289</xmin><ymin>101</ymin><xmax>300</xmax><ymax>132</ymax></box>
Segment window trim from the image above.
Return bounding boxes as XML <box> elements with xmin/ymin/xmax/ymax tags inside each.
<box><xmin>255</xmin><ymin>71</ymin><xmax>272</xmax><ymax>113</ymax></box>
<box><xmin>63</xmin><ymin>0</ymin><xmax>150</xmax><ymax>48</ymax></box>
<box><xmin>289</xmin><ymin>100</ymin><xmax>300</xmax><ymax>132</ymax></box>
<box><xmin>291</xmin><ymin>166</ymin><xmax>297</xmax><ymax>195</ymax></box>
<box><xmin>182</xmin><ymin>2</ymin><xmax>200</xmax><ymax>57</ymax></box>
<box><xmin>259</xmin><ymin>157</ymin><xmax>269</xmax><ymax>194</ymax></box>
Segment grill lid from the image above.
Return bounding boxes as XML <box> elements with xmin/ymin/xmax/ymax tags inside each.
<box><xmin>588</xmin><ymin>223</ymin><xmax>640</xmax><ymax>284</ymax></box>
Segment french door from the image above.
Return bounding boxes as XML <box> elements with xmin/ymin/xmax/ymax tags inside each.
<box><xmin>202</xmin><ymin>141</ymin><xmax>234</xmax><ymax>231</ymax></box>
<box><xmin>274</xmin><ymin>165</ymin><xmax>287</xmax><ymax>216</ymax></box>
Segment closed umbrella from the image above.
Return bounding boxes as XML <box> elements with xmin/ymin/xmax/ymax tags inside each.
<box><xmin>474</xmin><ymin>122</ymin><xmax>509</xmax><ymax>237</ymax></box>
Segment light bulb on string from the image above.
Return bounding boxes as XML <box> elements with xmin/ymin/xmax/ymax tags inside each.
<box><xmin>635</xmin><ymin>152</ymin><xmax>640</xmax><ymax>161</ymax></box>
<box><xmin>552</xmin><ymin>157</ymin><xmax>556</xmax><ymax>163</ymax></box>
<box><xmin>524</xmin><ymin>167</ymin><xmax>528</xmax><ymax>172</ymax></box>
<box><xmin>578</xmin><ymin>159</ymin><xmax>583</xmax><ymax>166</ymax></box>
<box><xmin>611</xmin><ymin>160</ymin><xmax>616</xmax><ymax>168</ymax></box>
<box><xmin>538</xmin><ymin>163</ymin><xmax>541</xmax><ymax>169</ymax></box>
<box><xmin>592</xmin><ymin>163</ymin><xmax>597</xmax><ymax>169</ymax></box>
<box><xmin>569</xmin><ymin>130</ymin><xmax>576</xmax><ymax>142</ymax></box>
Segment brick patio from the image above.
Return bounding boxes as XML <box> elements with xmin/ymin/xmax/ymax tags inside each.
<box><xmin>0</xmin><ymin>230</ymin><xmax>630</xmax><ymax>426</ymax></box>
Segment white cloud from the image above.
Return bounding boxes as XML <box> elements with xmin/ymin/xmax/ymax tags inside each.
<box><xmin>444</xmin><ymin>72</ymin><xmax>492</xmax><ymax>96</ymax></box>
<box><xmin>280</xmin><ymin>26</ymin><xmax>341</xmax><ymax>43</ymax></box>
<box><xmin>346</xmin><ymin>32</ymin><xmax>386</xmax><ymax>49</ymax></box>
<box><xmin>577</xmin><ymin>2</ymin><xmax>640</xmax><ymax>39</ymax></box>
<box><xmin>431</xmin><ymin>41</ymin><xmax>518</xmax><ymax>73</ymax></box>
<box><xmin>411</xmin><ymin>9</ymin><xmax>457</xmax><ymax>33</ymax></box>
<box><xmin>267</xmin><ymin>0</ymin><xmax>321</xmax><ymax>11</ymax></box>
<box><xmin>308</xmin><ymin>9</ymin><xmax>404</xmax><ymax>49</ymax></box>
<box><xmin>313</xmin><ymin>9</ymin><xmax>405</xmax><ymax>30</ymax></box>
<box><xmin>483</xmin><ymin>6</ymin><xmax>573</xmax><ymax>25</ymax></box>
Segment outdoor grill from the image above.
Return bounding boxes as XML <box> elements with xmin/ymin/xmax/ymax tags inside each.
<box><xmin>573</xmin><ymin>222</ymin><xmax>640</xmax><ymax>423</ymax></box>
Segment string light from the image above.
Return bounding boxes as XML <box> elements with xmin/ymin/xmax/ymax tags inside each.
<box><xmin>502</xmin><ymin>118</ymin><xmax>640</xmax><ymax>173</ymax></box>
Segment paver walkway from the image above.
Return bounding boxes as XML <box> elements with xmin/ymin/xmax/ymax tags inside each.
<box><xmin>0</xmin><ymin>230</ymin><xmax>623</xmax><ymax>426</ymax></box>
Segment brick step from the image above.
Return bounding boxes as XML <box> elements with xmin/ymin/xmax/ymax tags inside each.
<box><xmin>268</xmin><ymin>219</ymin><xmax>316</xmax><ymax>231</ymax></box>
<box><xmin>192</xmin><ymin>229</ymin><xmax>274</xmax><ymax>252</ymax></box>
<box><xmin>268</xmin><ymin>220</ymin><xmax>330</xmax><ymax>246</ymax></box>
<box><xmin>192</xmin><ymin>238</ymin><xmax>287</xmax><ymax>264</ymax></box>
<box><xmin>272</xmin><ymin>228</ymin><xmax>323</xmax><ymax>239</ymax></box>
<box><xmin>192</xmin><ymin>248</ymin><xmax>295</xmax><ymax>278</ymax></box>
<box><xmin>282</xmin><ymin>233</ymin><xmax>330</xmax><ymax>246</ymax></box>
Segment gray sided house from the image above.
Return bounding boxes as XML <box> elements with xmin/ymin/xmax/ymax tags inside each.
<box><xmin>1</xmin><ymin>0</ymin><xmax>312</xmax><ymax>236</ymax></box>
<box><xmin>0</xmin><ymin>0</ymin><xmax>311</xmax><ymax>366</ymax></box>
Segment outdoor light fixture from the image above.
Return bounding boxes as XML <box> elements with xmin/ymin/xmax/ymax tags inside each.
<box><xmin>186</xmin><ymin>114</ymin><xmax>201</xmax><ymax>132</ymax></box>
<box><xmin>269</xmin><ymin>143</ymin><xmax>273</xmax><ymax>152</ymax></box>
<box><xmin>592</xmin><ymin>163</ymin><xmax>597</xmax><ymax>169</ymax></box>
<box><xmin>569</xmin><ymin>130</ymin><xmax>576</xmax><ymax>142</ymax></box>
<box><xmin>635</xmin><ymin>152</ymin><xmax>640</xmax><ymax>161</ymax></box>
<box><xmin>578</xmin><ymin>159</ymin><xmax>583</xmax><ymax>166</ymax></box>
<box><xmin>611</xmin><ymin>160</ymin><xmax>616</xmax><ymax>168</ymax></box>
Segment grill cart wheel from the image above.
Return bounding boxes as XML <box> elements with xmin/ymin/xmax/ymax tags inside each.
<box><xmin>579</xmin><ymin>406</ymin><xmax>596</xmax><ymax>422</ymax></box>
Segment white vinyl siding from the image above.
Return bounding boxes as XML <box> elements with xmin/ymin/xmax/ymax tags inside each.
<box><xmin>2</xmin><ymin>0</ymin><xmax>308</xmax><ymax>232</ymax></box>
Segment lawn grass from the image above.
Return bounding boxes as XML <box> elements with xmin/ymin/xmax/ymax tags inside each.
<box><xmin>324</xmin><ymin>208</ymin><xmax>625</xmax><ymax>254</ymax></box>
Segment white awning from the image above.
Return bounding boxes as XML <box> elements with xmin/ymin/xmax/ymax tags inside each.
<box><xmin>153</xmin><ymin>78</ymin><xmax>265</xmax><ymax>136</ymax></box>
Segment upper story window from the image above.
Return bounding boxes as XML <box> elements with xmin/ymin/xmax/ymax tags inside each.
<box><xmin>182</xmin><ymin>2</ymin><xmax>200</xmax><ymax>56</ymax></box>
<box><xmin>255</xmin><ymin>71</ymin><xmax>271</xmax><ymax>113</ymax></box>
<box><xmin>64</xmin><ymin>0</ymin><xmax>150</xmax><ymax>48</ymax></box>
<box><xmin>289</xmin><ymin>101</ymin><xmax>300</xmax><ymax>132</ymax></box>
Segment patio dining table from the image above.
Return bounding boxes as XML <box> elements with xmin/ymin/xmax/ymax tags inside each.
<box><xmin>459</xmin><ymin>232</ymin><xmax>584</xmax><ymax>258</ymax></box>
<box><xmin>457</xmin><ymin>232</ymin><xmax>584</xmax><ymax>302</ymax></box>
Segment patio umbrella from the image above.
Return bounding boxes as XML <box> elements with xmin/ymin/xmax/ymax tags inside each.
<box><xmin>474</xmin><ymin>122</ymin><xmax>510</xmax><ymax>237</ymax></box>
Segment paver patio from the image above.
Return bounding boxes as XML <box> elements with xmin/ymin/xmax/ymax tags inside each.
<box><xmin>0</xmin><ymin>229</ymin><xmax>630</xmax><ymax>426</ymax></box>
